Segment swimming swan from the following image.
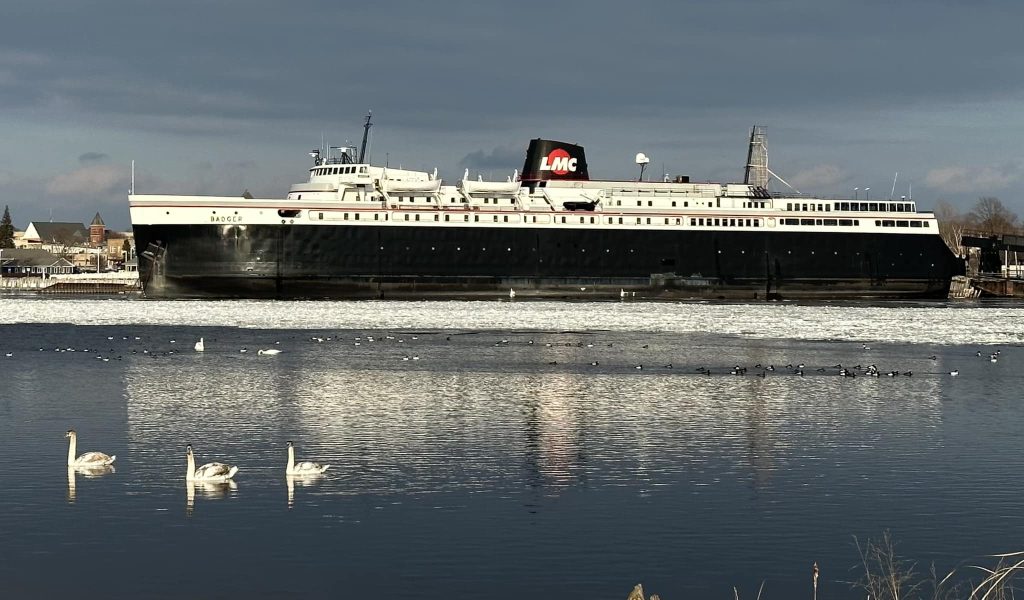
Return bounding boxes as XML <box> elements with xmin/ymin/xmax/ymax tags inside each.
<box><xmin>186</xmin><ymin>444</ymin><xmax>238</xmax><ymax>482</ymax></box>
<box><xmin>66</xmin><ymin>430</ymin><xmax>116</xmax><ymax>467</ymax></box>
<box><xmin>286</xmin><ymin>441</ymin><xmax>329</xmax><ymax>475</ymax></box>
<box><xmin>194</xmin><ymin>338</ymin><xmax>205</xmax><ymax>352</ymax></box>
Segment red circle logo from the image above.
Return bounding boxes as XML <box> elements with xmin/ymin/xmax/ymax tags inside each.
<box><xmin>547</xmin><ymin>148</ymin><xmax>571</xmax><ymax>175</ymax></box>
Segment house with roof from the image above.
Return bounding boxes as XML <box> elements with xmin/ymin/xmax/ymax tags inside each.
<box><xmin>22</xmin><ymin>221</ymin><xmax>90</xmax><ymax>248</ymax></box>
<box><xmin>0</xmin><ymin>248</ymin><xmax>75</xmax><ymax>277</ymax></box>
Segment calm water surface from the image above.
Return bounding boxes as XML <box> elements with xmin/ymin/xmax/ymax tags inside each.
<box><xmin>1</xmin><ymin>299</ymin><xmax>1023</xmax><ymax>599</ymax></box>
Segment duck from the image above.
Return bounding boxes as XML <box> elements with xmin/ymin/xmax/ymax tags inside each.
<box><xmin>257</xmin><ymin>348</ymin><xmax>282</xmax><ymax>355</ymax></box>
<box><xmin>65</xmin><ymin>430</ymin><xmax>116</xmax><ymax>467</ymax></box>
<box><xmin>194</xmin><ymin>338</ymin><xmax>205</xmax><ymax>352</ymax></box>
<box><xmin>286</xmin><ymin>441</ymin><xmax>329</xmax><ymax>475</ymax></box>
<box><xmin>185</xmin><ymin>444</ymin><xmax>238</xmax><ymax>482</ymax></box>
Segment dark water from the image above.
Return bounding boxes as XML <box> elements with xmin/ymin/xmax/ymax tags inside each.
<box><xmin>2</xmin><ymin>319</ymin><xmax>1023</xmax><ymax>599</ymax></box>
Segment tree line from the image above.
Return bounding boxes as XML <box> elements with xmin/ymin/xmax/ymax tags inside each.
<box><xmin>933</xmin><ymin>196</ymin><xmax>1019</xmax><ymax>258</ymax></box>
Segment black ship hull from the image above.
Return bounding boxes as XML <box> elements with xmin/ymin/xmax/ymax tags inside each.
<box><xmin>132</xmin><ymin>223</ymin><xmax>962</xmax><ymax>300</ymax></box>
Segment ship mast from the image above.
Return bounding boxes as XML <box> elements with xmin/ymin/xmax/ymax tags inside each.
<box><xmin>744</xmin><ymin>125</ymin><xmax>769</xmax><ymax>188</ymax></box>
<box><xmin>359</xmin><ymin>111</ymin><xmax>372</xmax><ymax>163</ymax></box>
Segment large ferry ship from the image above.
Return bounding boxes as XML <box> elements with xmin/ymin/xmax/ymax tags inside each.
<box><xmin>129</xmin><ymin>118</ymin><xmax>962</xmax><ymax>299</ymax></box>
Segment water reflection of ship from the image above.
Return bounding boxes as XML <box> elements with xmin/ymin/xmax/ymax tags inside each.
<box><xmin>522</xmin><ymin>373</ymin><xmax>586</xmax><ymax>490</ymax></box>
<box><xmin>66</xmin><ymin>465</ymin><xmax>115</xmax><ymax>504</ymax></box>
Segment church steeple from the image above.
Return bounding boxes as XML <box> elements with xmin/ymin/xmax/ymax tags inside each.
<box><xmin>90</xmin><ymin>212</ymin><xmax>106</xmax><ymax>245</ymax></box>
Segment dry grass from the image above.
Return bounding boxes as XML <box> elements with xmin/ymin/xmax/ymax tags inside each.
<box><xmin>628</xmin><ymin>532</ymin><xmax>1022</xmax><ymax>599</ymax></box>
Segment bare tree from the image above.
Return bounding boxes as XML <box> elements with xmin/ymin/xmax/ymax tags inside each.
<box><xmin>934</xmin><ymin>200</ymin><xmax>967</xmax><ymax>257</ymax></box>
<box><xmin>967</xmin><ymin>197</ymin><xmax>1018</xmax><ymax>235</ymax></box>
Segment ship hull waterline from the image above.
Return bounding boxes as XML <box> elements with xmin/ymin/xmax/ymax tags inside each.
<box><xmin>132</xmin><ymin>224</ymin><xmax>961</xmax><ymax>300</ymax></box>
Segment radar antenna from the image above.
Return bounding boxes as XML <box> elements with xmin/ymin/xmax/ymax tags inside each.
<box><xmin>359</xmin><ymin>111</ymin><xmax>373</xmax><ymax>163</ymax></box>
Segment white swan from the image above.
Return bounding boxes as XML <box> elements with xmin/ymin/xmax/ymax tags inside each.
<box><xmin>194</xmin><ymin>337</ymin><xmax>205</xmax><ymax>352</ymax></box>
<box><xmin>286</xmin><ymin>441</ymin><xmax>329</xmax><ymax>475</ymax></box>
<box><xmin>186</xmin><ymin>444</ymin><xmax>238</xmax><ymax>482</ymax></box>
<box><xmin>66</xmin><ymin>430</ymin><xmax>116</xmax><ymax>467</ymax></box>
<box><xmin>258</xmin><ymin>349</ymin><xmax>282</xmax><ymax>355</ymax></box>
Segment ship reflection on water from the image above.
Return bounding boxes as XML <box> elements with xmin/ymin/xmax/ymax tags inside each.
<box><xmin>3</xmin><ymin>320</ymin><xmax>1017</xmax><ymax>600</ymax></box>
<box><xmin>119</xmin><ymin>330</ymin><xmax>945</xmax><ymax>499</ymax></box>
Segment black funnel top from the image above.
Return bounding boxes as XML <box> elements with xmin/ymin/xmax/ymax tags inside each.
<box><xmin>520</xmin><ymin>139</ymin><xmax>589</xmax><ymax>182</ymax></box>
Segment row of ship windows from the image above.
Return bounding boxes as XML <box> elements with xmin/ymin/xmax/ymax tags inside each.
<box><xmin>314</xmin><ymin>166</ymin><xmax>369</xmax><ymax>176</ymax></box>
<box><xmin>315</xmin><ymin>212</ymin><xmax>765</xmax><ymax>227</ymax></box>
<box><xmin>779</xmin><ymin>217</ymin><xmax>929</xmax><ymax>228</ymax></box>
<box><xmin>838</xmin><ymin>202</ymin><xmax>915</xmax><ymax>212</ymax></box>
<box><xmin>317</xmin><ymin>213</ymin><xmax>931</xmax><ymax>229</ymax></box>
<box><xmin>785</xmin><ymin>201</ymin><xmax>917</xmax><ymax>213</ymax></box>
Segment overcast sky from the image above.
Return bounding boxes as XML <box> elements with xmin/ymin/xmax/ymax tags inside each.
<box><xmin>2</xmin><ymin>0</ymin><xmax>1023</xmax><ymax>230</ymax></box>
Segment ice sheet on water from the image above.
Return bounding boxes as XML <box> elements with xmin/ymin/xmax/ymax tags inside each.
<box><xmin>1</xmin><ymin>298</ymin><xmax>1022</xmax><ymax>345</ymax></box>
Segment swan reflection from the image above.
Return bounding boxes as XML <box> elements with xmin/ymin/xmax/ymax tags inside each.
<box><xmin>286</xmin><ymin>473</ymin><xmax>323</xmax><ymax>509</ymax></box>
<box><xmin>185</xmin><ymin>479</ymin><xmax>237</xmax><ymax>516</ymax></box>
<box><xmin>66</xmin><ymin>465</ymin><xmax>115</xmax><ymax>504</ymax></box>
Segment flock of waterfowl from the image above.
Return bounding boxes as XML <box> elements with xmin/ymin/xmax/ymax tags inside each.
<box><xmin>66</xmin><ymin>430</ymin><xmax>328</xmax><ymax>480</ymax></box>
<box><xmin>6</xmin><ymin>329</ymin><xmax>1002</xmax><ymax>378</ymax></box>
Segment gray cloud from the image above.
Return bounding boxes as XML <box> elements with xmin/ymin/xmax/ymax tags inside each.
<box><xmin>458</xmin><ymin>145</ymin><xmax>523</xmax><ymax>172</ymax></box>
<box><xmin>78</xmin><ymin>152</ymin><xmax>109</xmax><ymax>164</ymax></box>
<box><xmin>3</xmin><ymin>0</ymin><xmax>1024</xmax><ymax>228</ymax></box>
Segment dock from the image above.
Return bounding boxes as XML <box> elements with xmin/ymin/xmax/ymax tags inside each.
<box><xmin>0</xmin><ymin>272</ymin><xmax>141</xmax><ymax>295</ymax></box>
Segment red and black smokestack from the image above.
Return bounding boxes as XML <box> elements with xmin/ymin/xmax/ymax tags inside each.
<box><xmin>520</xmin><ymin>139</ymin><xmax>589</xmax><ymax>182</ymax></box>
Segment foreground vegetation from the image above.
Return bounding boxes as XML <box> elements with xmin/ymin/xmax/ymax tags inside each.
<box><xmin>627</xmin><ymin>532</ymin><xmax>1024</xmax><ymax>599</ymax></box>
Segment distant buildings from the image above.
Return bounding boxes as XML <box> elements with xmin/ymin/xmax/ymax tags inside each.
<box><xmin>0</xmin><ymin>248</ymin><xmax>75</xmax><ymax>276</ymax></box>
<box><xmin>14</xmin><ymin>212</ymin><xmax>134</xmax><ymax>272</ymax></box>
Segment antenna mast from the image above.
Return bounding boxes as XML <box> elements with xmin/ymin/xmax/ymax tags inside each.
<box><xmin>359</xmin><ymin>111</ymin><xmax>373</xmax><ymax>163</ymax></box>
